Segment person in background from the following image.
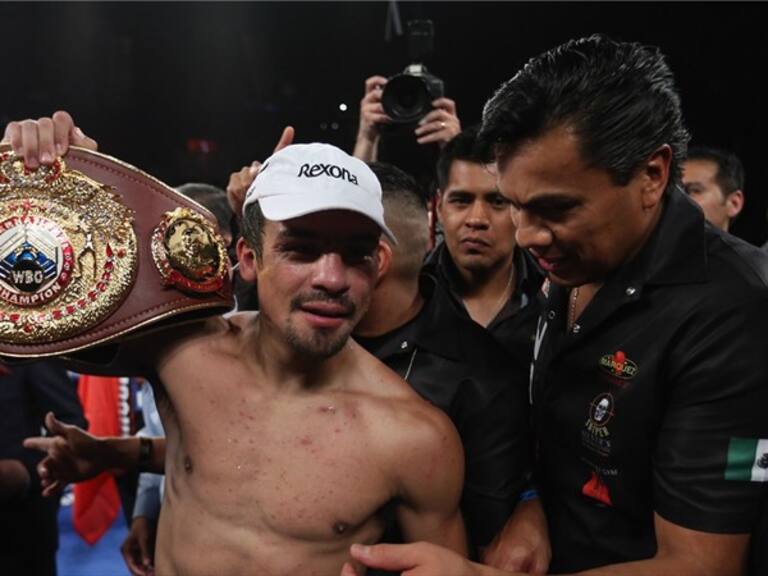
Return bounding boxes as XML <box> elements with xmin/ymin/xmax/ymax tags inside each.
<box><xmin>682</xmin><ymin>146</ymin><xmax>745</xmax><ymax>233</ymax></box>
<box><xmin>0</xmin><ymin>362</ymin><xmax>87</xmax><ymax>576</ymax></box>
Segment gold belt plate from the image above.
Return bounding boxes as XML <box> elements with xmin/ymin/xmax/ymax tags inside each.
<box><xmin>0</xmin><ymin>152</ymin><xmax>137</xmax><ymax>343</ymax></box>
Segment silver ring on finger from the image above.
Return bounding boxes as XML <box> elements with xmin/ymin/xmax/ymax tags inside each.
<box><xmin>440</xmin><ymin>121</ymin><xmax>446</xmax><ymax>129</ymax></box>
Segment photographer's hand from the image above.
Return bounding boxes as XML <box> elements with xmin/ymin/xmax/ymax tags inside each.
<box><xmin>352</xmin><ymin>75</ymin><xmax>391</xmax><ymax>162</ymax></box>
<box><xmin>415</xmin><ymin>97</ymin><xmax>461</xmax><ymax>147</ymax></box>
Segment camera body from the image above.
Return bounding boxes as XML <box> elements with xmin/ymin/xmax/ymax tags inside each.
<box><xmin>382</xmin><ymin>64</ymin><xmax>444</xmax><ymax>124</ymax></box>
<box><xmin>381</xmin><ymin>20</ymin><xmax>443</xmax><ymax>124</ymax></box>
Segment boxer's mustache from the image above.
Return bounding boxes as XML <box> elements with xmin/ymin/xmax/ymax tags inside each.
<box><xmin>290</xmin><ymin>291</ymin><xmax>356</xmax><ymax>316</ymax></box>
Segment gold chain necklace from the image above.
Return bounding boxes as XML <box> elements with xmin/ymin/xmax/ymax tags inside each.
<box><xmin>489</xmin><ymin>265</ymin><xmax>515</xmax><ymax>322</ymax></box>
<box><xmin>568</xmin><ymin>286</ymin><xmax>580</xmax><ymax>332</ymax></box>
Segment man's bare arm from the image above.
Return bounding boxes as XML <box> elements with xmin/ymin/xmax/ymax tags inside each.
<box><xmin>482</xmin><ymin>497</ymin><xmax>551</xmax><ymax>574</ymax></box>
<box><xmin>573</xmin><ymin>513</ymin><xmax>748</xmax><ymax>576</ymax></box>
<box><xmin>348</xmin><ymin>513</ymin><xmax>749</xmax><ymax>576</ymax></box>
<box><xmin>393</xmin><ymin>404</ymin><xmax>468</xmax><ymax>555</ymax></box>
<box><xmin>23</xmin><ymin>412</ymin><xmax>165</xmax><ymax>497</ymax></box>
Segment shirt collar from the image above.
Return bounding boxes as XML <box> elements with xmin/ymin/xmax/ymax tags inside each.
<box><xmin>355</xmin><ymin>274</ymin><xmax>463</xmax><ymax>362</ymax></box>
<box><xmin>615</xmin><ymin>186</ymin><xmax>708</xmax><ymax>289</ymax></box>
<box><xmin>429</xmin><ymin>241</ymin><xmax>541</xmax><ymax>310</ymax></box>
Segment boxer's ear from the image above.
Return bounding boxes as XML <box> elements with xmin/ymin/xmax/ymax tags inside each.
<box><xmin>237</xmin><ymin>237</ymin><xmax>259</xmax><ymax>282</ymax></box>
<box><xmin>375</xmin><ymin>240</ymin><xmax>392</xmax><ymax>286</ymax></box>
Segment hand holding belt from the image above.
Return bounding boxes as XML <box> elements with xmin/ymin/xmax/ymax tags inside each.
<box><xmin>0</xmin><ymin>146</ymin><xmax>232</xmax><ymax>358</ymax></box>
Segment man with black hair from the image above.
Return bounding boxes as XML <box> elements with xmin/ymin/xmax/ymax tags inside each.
<box><xmin>426</xmin><ymin>127</ymin><xmax>542</xmax><ymax>361</ymax></box>
<box><xmin>348</xmin><ymin>34</ymin><xmax>768</xmax><ymax>576</ymax></box>
<box><xmin>353</xmin><ymin>162</ymin><xmax>531</xmax><ymax>558</ymax></box>
<box><xmin>682</xmin><ymin>146</ymin><xmax>745</xmax><ymax>232</ymax></box>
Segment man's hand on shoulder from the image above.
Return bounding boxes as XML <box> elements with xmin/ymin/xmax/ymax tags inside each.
<box><xmin>2</xmin><ymin>111</ymin><xmax>98</xmax><ymax>167</ymax></box>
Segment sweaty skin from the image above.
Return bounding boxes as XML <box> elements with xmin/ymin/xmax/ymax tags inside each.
<box><xmin>7</xmin><ymin>113</ymin><xmax>467</xmax><ymax>576</ymax></box>
<box><xmin>149</xmin><ymin>313</ymin><xmax>465</xmax><ymax>576</ymax></box>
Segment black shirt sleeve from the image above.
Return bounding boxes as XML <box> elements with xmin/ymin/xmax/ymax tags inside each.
<box><xmin>654</xmin><ymin>294</ymin><xmax>768</xmax><ymax>533</ymax></box>
<box><xmin>453</xmin><ymin>347</ymin><xmax>531</xmax><ymax>546</ymax></box>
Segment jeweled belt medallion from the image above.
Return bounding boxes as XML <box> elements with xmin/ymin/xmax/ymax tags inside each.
<box><xmin>151</xmin><ymin>207</ymin><xmax>228</xmax><ymax>294</ymax></box>
<box><xmin>0</xmin><ymin>152</ymin><xmax>137</xmax><ymax>343</ymax></box>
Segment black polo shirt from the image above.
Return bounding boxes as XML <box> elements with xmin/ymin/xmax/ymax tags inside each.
<box><xmin>0</xmin><ymin>361</ymin><xmax>87</xmax><ymax>576</ymax></box>
<box><xmin>531</xmin><ymin>189</ymin><xmax>768</xmax><ymax>572</ymax></box>
<box><xmin>423</xmin><ymin>242</ymin><xmax>542</xmax><ymax>369</ymax></box>
<box><xmin>355</xmin><ymin>275</ymin><xmax>530</xmax><ymax>548</ymax></box>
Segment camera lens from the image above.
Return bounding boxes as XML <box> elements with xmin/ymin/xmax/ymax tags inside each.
<box><xmin>382</xmin><ymin>75</ymin><xmax>431</xmax><ymax>124</ymax></box>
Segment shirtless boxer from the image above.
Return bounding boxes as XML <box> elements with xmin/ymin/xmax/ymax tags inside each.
<box><xmin>8</xmin><ymin>112</ymin><xmax>467</xmax><ymax>576</ymax></box>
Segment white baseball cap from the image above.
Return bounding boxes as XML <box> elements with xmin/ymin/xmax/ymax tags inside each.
<box><xmin>243</xmin><ymin>143</ymin><xmax>396</xmax><ymax>243</ymax></box>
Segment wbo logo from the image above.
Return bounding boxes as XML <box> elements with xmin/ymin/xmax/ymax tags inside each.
<box><xmin>297</xmin><ymin>163</ymin><xmax>359</xmax><ymax>185</ymax></box>
<box><xmin>599</xmin><ymin>350</ymin><xmax>638</xmax><ymax>380</ymax></box>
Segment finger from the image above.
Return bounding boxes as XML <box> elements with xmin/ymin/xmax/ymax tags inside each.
<box><xmin>414</xmin><ymin>121</ymin><xmax>447</xmax><ymax>137</ymax></box>
<box><xmin>52</xmin><ymin>110</ymin><xmax>75</xmax><ymax>156</ymax></box>
<box><xmin>137</xmin><ymin>531</ymin><xmax>153</xmax><ymax>566</ymax></box>
<box><xmin>70</xmin><ymin>125</ymin><xmax>98</xmax><ymax>152</ymax></box>
<box><xmin>432</xmin><ymin>97</ymin><xmax>457</xmax><ymax>115</ymax></box>
<box><xmin>273</xmin><ymin>126</ymin><xmax>294</xmax><ymax>153</ymax></box>
<box><xmin>531</xmin><ymin>550</ymin><xmax>550</xmax><ymax>575</ymax></box>
<box><xmin>417</xmin><ymin>131</ymin><xmax>453</xmax><ymax>145</ymax></box>
<box><xmin>362</xmin><ymin>102</ymin><xmax>387</xmax><ymax>116</ymax></box>
<box><xmin>349</xmin><ymin>543</ymin><xmax>419</xmax><ymax>571</ymax></box>
<box><xmin>418</xmin><ymin>109</ymin><xmax>447</xmax><ymax>126</ymax></box>
<box><xmin>367</xmin><ymin>114</ymin><xmax>392</xmax><ymax>125</ymax></box>
<box><xmin>125</xmin><ymin>548</ymin><xmax>149</xmax><ymax>576</ymax></box>
<box><xmin>20</xmin><ymin>120</ymin><xmax>40</xmax><ymax>168</ymax></box>
<box><xmin>362</xmin><ymin>87</ymin><xmax>386</xmax><ymax>105</ymax></box>
<box><xmin>37</xmin><ymin>458</ymin><xmax>52</xmax><ymax>479</ymax></box>
<box><xmin>121</xmin><ymin>538</ymin><xmax>140</xmax><ymax>575</ymax></box>
<box><xmin>340</xmin><ymin>562</ymin><xmax>358</xmax><ymax>576</ymax></box>
<box><xmin>41</xmin><ymin>479</ymin><xmax>62</xmax><ymax>498</ymax></box>
<box><xmin>23</xmin><ymin>436</ymin><xmax>55</xmax><ymax>453</ymax></box>
<box><xmin>3</xmin><ymin>122</ymin><xmax>22</xmax><ymax>153</ymax></box>
<box><xmin>364</xmin><ymin>76</ymin><xmax>388</xmax><ymax>93</ymax></box>
<box><xmin>36</xmin><ymin>118</ymin><xmax>56</xmax><ymax>165</ymax></box>
<box><xmin>227</xmin><ymin>189</ymin><xmax>245</xmax><ymax>218</ymax></box>
<box><xmin>45</xmin><ymin>412</ymin><xmax>68</xmax><ymax>436</ymax></box>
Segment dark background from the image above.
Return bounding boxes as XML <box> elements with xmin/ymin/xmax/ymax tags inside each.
<box><xmin>2</xmin><ymin>1</ymin><xmax>765</xmax><ymax>245</ymax></box>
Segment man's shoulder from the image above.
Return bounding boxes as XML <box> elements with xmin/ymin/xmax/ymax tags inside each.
<box><xmin>351</xmin><ymin>347</ymin><xmax>458</xmax><ymax>445</ymax></box>
<box><xmin>365</xmin><ymin>389</ymin><xmax>462</xmax><ymax>477</ymax></box>
<box><xmin>157</xmin><ymin>313</ymin><xmax>254</xmax><ymax>368</ymax></box>
<box><xmin>706</xmin><ymin>230</ymin><xmax>768</xmax><ymax>295</ymax></box>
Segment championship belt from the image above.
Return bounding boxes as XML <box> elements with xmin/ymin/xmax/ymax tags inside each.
<box><xmin>0</xmin><ymin>146</ymin><xmax>233</xmax><ymax>359</ymax></box>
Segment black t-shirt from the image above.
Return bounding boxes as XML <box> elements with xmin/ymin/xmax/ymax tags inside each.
<box><xmin>356</xmin><ymin>275</ymin><xmax>531</xmax><ymax>549</ymax></box>
<box><xmin>423</xmin><ymin>242</ymin><xmax>543</xmax><ymax>365</ymax></box>
<box><xmin>531</xmin><ymin>190</ymin><xmax>768</xmax><ymax>572</ymax></box>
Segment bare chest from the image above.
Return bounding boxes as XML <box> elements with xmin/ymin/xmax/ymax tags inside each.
<box><xmin>163</xmin><ymin>382</ymin><xmax>392</xmax><ymax>542</ymax></box>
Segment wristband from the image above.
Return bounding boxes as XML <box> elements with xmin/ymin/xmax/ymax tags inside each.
<box><xmin>519</xmin><ymin>488</ymin><xmax>539</xmax><ymax>502</ymax></box>
<box><xmin>137</xmin><ymin>437</ymin><xmax>153</xmax><ymax>473</ymax></box>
